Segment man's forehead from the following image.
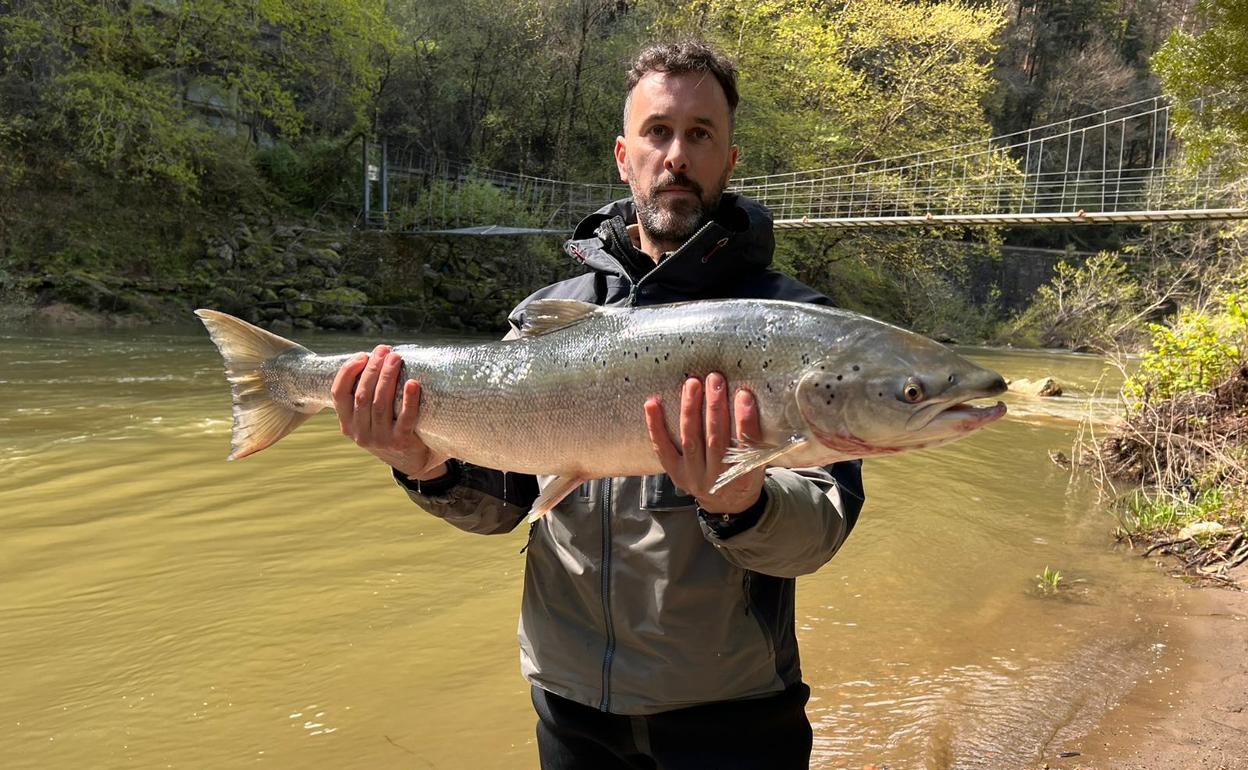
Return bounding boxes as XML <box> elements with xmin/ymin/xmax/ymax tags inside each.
<box><xmin>629</xmin><ymin>71</ymin><xmax>730</xmax><ymax>125</ymax></box>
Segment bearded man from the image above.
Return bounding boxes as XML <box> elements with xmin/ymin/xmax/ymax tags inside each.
<box><xmin>334</xmin><ymin>41</ymin><xmax>865</xmax><ymax>770</ymax></box>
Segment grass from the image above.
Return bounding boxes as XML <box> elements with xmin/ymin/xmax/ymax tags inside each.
<box><xmin>1036</xmin><ymin>566</ymin><xmax>1063</xmax><ymax>594</ymax></box>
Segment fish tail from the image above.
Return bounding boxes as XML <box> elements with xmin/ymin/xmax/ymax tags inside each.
<box><xmin>195</xmin><ymin>309</ymin><xmax>316</xmax><ymax>461</ymax></box>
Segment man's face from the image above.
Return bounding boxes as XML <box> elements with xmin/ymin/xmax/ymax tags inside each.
<box><xmin>615</xmin><ymin>71</ymin><xmax>739</xmax><ymax>254</ymax></box>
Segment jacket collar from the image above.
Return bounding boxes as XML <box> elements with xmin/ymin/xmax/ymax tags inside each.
<box><xmin>563</xmin><ymin>193</ymin><xmax>775</xmax><ymax>299</ymax></box>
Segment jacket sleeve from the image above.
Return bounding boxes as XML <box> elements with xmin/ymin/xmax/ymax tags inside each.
<box><xmin>698</xmin><ymin>460</ymin><xmax>864</xmax><ymax>578</ymax></box>
<box><xmin>394</xmin><ymin>462</ymin><xmax>539</xmax><ymax>536</ymax></box>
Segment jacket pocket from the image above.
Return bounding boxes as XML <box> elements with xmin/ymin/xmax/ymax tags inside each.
<box><xmin>639</xmin><ymin>473</ymin><xmax>695</xmax><ymax>511</ymax></box>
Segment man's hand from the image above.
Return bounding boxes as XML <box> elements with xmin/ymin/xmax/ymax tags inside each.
<box><xmin>331</xmin><ymin>345</ymin><xmax>447</xmax><ymax>481</ymax></box>
<box><xmin>644</xmin><ymin>372</ymin><xmax>766</xmax><ymax>514</ymax></box>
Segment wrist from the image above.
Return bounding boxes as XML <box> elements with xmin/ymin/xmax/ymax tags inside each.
<box><xmin>406</xmin><ymin>461</ymin><xmax>449</xmax><ymax>482</ymax></box>
<box><xmin>698</xmin><ymin>485</ymin><xmax>769</xmax><ymax>539</ymax></box>
<box><xmin>393</xmin><ymin>459</ymin><xmax>462</xmax><ymax>495</ymax></box>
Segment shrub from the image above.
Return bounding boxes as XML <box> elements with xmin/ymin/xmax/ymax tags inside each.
<box><xmin>1124</xmin><ymin>290</ymin><xmax>1248</xmax><ymax>403</ymax></box>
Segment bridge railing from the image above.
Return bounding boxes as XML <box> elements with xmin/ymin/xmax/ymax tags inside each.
<box><xmin>365</xmin><ymin>95</ymin><xmax>1245</xmax><ymax>233</ymax></box>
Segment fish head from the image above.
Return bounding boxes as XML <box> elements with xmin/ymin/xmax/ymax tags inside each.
<box><xmin>793</xmin><ymin>329</ymin><xmax>1007</xmax><ymax>456</ymax></box>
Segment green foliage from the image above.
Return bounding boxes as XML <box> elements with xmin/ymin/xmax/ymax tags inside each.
<box><xmin>43</xmin><ymin>69</ymin><xmax>209</xmax><ymax>195</ymax></box>
<box><xmin>1035</xmin><ymin>566</ymin><xmax>1063</xmax><ymax>594</ymax></box>
<box><xmin>644</xmin><ymin>0</ymin><xmax>1004</xmax><ymax>173</ymax></box>
<box><xmin>1120</xmin><ymin>487</ymin><xmax>1235</xmax><ymax>535</ymax></box>
<box><xmin>1002</xmin><ymin>253</ymin><xmax>1142</xmax><ymax>350</ymax></box>
<box><xmin>393</xmin><ymin>179</ymin><xmax>540</xmax><ymax>231</ymax></box>
<box><xmin>1123</xmin><ymin>290</ymin><xmax>1248</xmax><ymax>402</ymax></box>
<box><xmin>0</xmin><ymin>0</ymin><xmax>396</xmax><ymax>193</ymax></box>
<box><xmin>255</xmin><ymin>138</ymin><xmax>357</xmax><ymax>210</ymax></box>
<box><xmin>1153</xmin><ymin>0</ymin><xmax>1248</xmax><ymax>171</ymax></box>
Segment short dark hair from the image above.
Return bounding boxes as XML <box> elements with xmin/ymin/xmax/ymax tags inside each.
<box><xmin>624</xmin><ymin>41</ymin><xmax>739</xmax><ymax>132</ymax></box>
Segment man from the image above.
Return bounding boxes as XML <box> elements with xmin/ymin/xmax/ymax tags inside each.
<box><xmin>333</xmin><ymin>41</ymin><xmax>864</xmax><ymax>770</ymax></box>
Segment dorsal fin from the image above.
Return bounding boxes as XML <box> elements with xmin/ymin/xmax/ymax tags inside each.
<box><xmin>520</xmin><ymin>299</ymin><xmax>600</xmax><ymax>337</ymax></box>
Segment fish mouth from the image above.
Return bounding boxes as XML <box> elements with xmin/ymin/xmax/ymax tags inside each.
<box><xmin>933</xmin><ymin>400</ymin><xmax>1008</xmax><ymax>432</ymax></box>
<box><xmin>906</xmin><ymin>396</ymin><xmax>1008</xmax><ymax>433</ymax></box>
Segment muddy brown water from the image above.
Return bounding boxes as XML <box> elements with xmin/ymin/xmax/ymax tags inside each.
<box><xmin>0</xmin><ymin>326</ymin><xmax>1194</xmax><ymax>769</ymax></box>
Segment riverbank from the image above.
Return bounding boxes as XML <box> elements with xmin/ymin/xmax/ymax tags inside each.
<box><xmin>1048</xmin><ymin>565</ymin><xmax>1248</xmax><ymax>770</ymax></box>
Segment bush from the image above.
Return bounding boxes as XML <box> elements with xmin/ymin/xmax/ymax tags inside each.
<box><xmin>1001</xmin><ymin>252</ymin><xmax>1142</xmax><ymax>350</ymax></box>
<box><xmin>1124</xmin><ymin>290</ymin><xmax>1248</xmax><ymax>403</ymax></box>
<box><xmin>255</xmin><ymin>138</ymin><xmax>357</xmax><ymax>210</ymax></box>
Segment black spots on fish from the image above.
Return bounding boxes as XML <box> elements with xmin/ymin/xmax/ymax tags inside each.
<box><xmin>801</xmin><ymin>353</ymin><xmax>810</xmax><ymax>365</ymax></box>
<box><xmin>766</xmin><ymin>382</ymin><xmax>774</xmax><ymax>393</ymax></box>
<box><xmin>736</xmin><ymin>358</ymin><xmax>743</xmax><ymax>369</ymax></box>
<box><xmin>836</xmin><ymin>374</ymin><xmax>843</xmax><ymax>381</ymax></box>
<box><xmin>663</xmin><ymin>352</ymin><xmax>670</xmax><ymax>361</ymax></box>
<box><xmin>821</xmin><ymin>381</ymin><xmax>837</xmax><ymax>405</ymax></box>
<box><xmin>761</xmin><ymin>359</ymin><xmax>771</xmax><ymax>371</ymax></box>
<box><xmin>852</xmin><ymin>364</ymin><xmax>861</xmax><ymax>372</ymax></box>
<box><xmin>624</xmin><ymin>376</ymin><xmax>630</xmax><ymax>383</ymax></box>
<box><xmin>947</xmin><ymin>374</ymin><xmax>955</xmax><ymax>383</ymax></box>
<box><xmin>745</xmin><ymin>341</ymin><xmax>751</xmax><ymax>349</ymax></box>
<box><xmin>679</xmin><ymin>335</ymin><xmax>685</xmax><ymax>345</ymax></box>
<box><xmin>654</xmin><ymin>357</ymin><xmax>660</xmax><ymax>364</ymax></box>
<box><xmin>633</xmin><ymin>351</ymin><xmax>639</xmax><ymax>359</ymax></box>
<box><xmin>819</xmin><ymin>364</ymin><xmax>826</xmax><ymax>371</ymax></box>
<box><xmin>645</xmin><ymin>345</ymin><xmax>650</xmax><ymax>353</ymax></box>
<box><xmin>877</xmin><ymin>391</ymin><xmax>884</xmax><ymax>398</ymax></box>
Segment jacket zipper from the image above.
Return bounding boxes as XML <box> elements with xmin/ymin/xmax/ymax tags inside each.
<box><xmin>631</xmin><ymin>220</ymin><xmax>723</xmax><ymax>302</ymax></box>
<box><xmin>598</xmin><ymin>477</ymin><xmax>616</xmax><ymax>712</ymax></box>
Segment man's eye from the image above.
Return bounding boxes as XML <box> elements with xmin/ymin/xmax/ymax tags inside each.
<box><xmin>648</xmin><ymin>125</ymin><xmax>671</xmax><ymax>138</ymax></box>
<box><xmin>691</xmin><ymin>128</ymin><xmax>711</xmax><ymax>140</ymax></box>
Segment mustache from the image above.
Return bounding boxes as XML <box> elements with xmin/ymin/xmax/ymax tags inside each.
<box><xmin>649</xmin><ymin>173</ymin><xmax>705</xmax><ymax>199</ymax></box>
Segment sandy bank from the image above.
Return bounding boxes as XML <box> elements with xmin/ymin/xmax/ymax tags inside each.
<box><xmin>1048</xmin><ymin>564</ymin><xmax>1248</xmax><ymax>770</ymax></box>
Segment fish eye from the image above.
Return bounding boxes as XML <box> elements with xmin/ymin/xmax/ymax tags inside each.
<box><xmin>901</xmin><ymin>378</ymin><xmax>925</xmax><ymax>403</ymax></box>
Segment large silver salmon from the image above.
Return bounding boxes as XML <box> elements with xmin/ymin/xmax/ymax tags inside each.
<box><xmin>197</xmin><ymin>299</ymin><xmax>1007</xmax><ymax>516</ymax></box>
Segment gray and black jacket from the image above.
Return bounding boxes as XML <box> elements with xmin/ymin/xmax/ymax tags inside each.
<box><xmin>397</xmin><ymin>194</ymin><xmax>865</xmax><ymax>715</ymax></box>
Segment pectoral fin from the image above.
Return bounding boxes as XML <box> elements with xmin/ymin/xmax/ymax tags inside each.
<box><xmin>519</xmin><ymin>299</ymin><xmax>599</xmax><ymax>337</ymax></box>
<box><xmin>527</xmin><ymin>474</ymin><xmax>588</xmax><ymax>523</ymax></box>
<box><xmin>711</xmin><ymin>436</ymin><xmax>809</xmax><ymax>494</ymax></box>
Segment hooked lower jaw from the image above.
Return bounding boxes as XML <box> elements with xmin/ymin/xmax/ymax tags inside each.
<box><xmin>936</xmin><ymin>400</ymin><xmax>1008</xmax><ymax>431</ymax></box>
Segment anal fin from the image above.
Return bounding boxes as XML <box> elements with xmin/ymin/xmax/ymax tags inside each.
<box><xmin>711</xmin><ymin>436</ymin><xmax>809</xmax><ymax>494</ymax></box>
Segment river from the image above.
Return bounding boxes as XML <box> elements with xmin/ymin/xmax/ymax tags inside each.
<box><xmin>0</xmin><ymin>325</ymin><xmax>1194</xmax><ymax>769</ymax></box>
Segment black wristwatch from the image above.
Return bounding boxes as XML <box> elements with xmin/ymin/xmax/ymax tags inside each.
<box><xmin>697</xmin><ymin>486</ymin><xmax>769</xmax><ymax>539</ymax></box>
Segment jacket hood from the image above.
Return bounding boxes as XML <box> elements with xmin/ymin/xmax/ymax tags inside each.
<box><xmin>564</xmin><ymin>193</ymin><xmax>776</xmax><ymax>298</ymax></box>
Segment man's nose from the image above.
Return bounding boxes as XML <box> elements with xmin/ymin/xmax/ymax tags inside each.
<box><xmin>663</xmin><ymin>137</ymin><xmax>689</xmax><ymax>172</ymax></box>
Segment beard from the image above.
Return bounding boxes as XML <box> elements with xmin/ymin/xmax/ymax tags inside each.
<box><xmin>629</xmin><ymin>167</ymin><xmax>730</xmax><ymax>249</ymax></box>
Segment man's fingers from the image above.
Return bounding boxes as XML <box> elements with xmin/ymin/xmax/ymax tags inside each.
<box><xmin>394</xmin><ymin>379</ymin><xmax>422</xmax><ymax>436</ymax></box>
<box><xmin>645</xmin><ymin>396</ymin><xmax>684</xmax><ymax>472</ymax></box>
<box><xmin>704</xmin><ymin>372</ymin><xmax>730</xmax><ymax>459</ymax></box>
<box><xmin>352</xmin><ymin>345</ymin><xmax>391</xmax><ymax>436</ymax></box>
<box><xmin>331</xmin><ymin>354</ymin><xmax>368</xmax><ymax>434</ymax></box>
<box><xmin>678</xmin><ymin>377</ymin><xmax>706</xmax><ymax>470</ymax></box>
<box><xmin>734</xmin><ymin>388</ymin><xmax>762</xmax><ymax>444</ymax></box>
<box><xmin>372</xmin><ymin>352</ymin><xmax>403</xmax><ymax>426</ymax></box>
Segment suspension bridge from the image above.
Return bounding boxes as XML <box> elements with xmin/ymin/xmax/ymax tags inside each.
<box><xmin>361</xmin><ymin>95</ymin><xmax>1246</xmax><ymax>235</ymax></box>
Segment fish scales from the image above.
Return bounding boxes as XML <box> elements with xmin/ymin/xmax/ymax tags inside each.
<box><xmin>266</xmin><ymin>302</ymin><xmax>831</xmax><ymax>477</ymax></box>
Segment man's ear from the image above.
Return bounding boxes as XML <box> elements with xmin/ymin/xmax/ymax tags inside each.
<box><xmin>726</xmin><ymin>144</ymin><xmax>740</xmax><ymax>181</ymax></box>
<box><xmin>614</xmin><ymin>136</ymin><xmax>629</xmax><ymax>182</ymax></box>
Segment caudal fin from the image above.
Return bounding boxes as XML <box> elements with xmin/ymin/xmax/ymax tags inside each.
<box><xmin>195</xmin><ymin>309</ymin><xmax>316</xmax><ymax>460</ymax></box>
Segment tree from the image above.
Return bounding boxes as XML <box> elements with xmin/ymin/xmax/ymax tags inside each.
<box><xmin>1153</xmin><ymin>0</ymin><xmax>1248</xmax><ymax>172</ymax></box>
